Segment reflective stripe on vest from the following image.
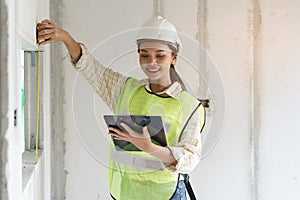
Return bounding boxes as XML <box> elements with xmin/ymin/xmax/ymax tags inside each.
<box><xmin>112</xmin><ymin>149</ymin><xmax>164</xmax><ymax>171</ymax></box>
<box><xmin>109</xmin><ymin>78</ymin><xmax>201</xmax><ymax>200</ymax></box>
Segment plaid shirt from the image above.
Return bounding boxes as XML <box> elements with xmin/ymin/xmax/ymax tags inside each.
<box><xmin>69</xmin><ymin>44</ymin><xmax>202</xmax><ymax>174</ymax></box>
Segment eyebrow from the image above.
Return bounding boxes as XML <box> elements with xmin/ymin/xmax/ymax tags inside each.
<box><xmin>140</xmin><ymin>49</ymin><xmax>167</xmax><ymax>53</ymax></box>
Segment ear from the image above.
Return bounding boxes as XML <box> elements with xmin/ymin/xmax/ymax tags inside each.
<box><xmin>171</xmin><ymin>55</ymin><xmax>177</xmax><ymax>65</ymax></box>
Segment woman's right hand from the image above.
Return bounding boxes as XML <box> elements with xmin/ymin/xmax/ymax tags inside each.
<box><xmin>37</xmin><ymin>19</ymin><xmax>82</xmax><ymax>62</ymax></box>
<box><xmin>37</xmin><ymin>19</ymin><xmax>70</xmax><ymax>45</ymax></box>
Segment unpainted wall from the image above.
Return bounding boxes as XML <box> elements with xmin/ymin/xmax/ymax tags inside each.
<box><xmin>1</xmin><ymin>0</ymin><xmax>23</xmax><ymax>199</ymax></box>
<box><xmin>0</xmin><ymin>0</ymin><xmax>57</xmax><ymax>199</ymax></box>
<box><xmin>62</xmin><ymin>0</ymin><xmax>252</xmax><ymax>199</ymax></box>
<box><xmin>62</xmin><ymin>0</ymin><xmax>300</xmax><ymax>200</ymax></box>
<box><xmin>257</xmin><ymin>0</ymin><xmax>300</xmax><ymax>199</ymax></box>
<box><xmin>1</xmin><ymin>0</ymin><xmax>297</xmax><ymax>199</ymax></box>
<box><xmin>0</xmin><ymin>0</ymin><xmax>9</xmax><ymax>198</ymax></box>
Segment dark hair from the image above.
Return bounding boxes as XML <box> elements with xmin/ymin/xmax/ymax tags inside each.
<box><xmin>170</xmin><ymin>63</ymin><xmax>187</xmax><ymax>91</ymax></box>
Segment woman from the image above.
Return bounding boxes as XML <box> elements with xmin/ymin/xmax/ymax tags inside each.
<box><xmin>38</xmin><ymin>16</ymin><xmax>204</xmax><ymax>200</ymax></box>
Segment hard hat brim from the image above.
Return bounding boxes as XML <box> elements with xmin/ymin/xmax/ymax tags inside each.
<box><xmin>136</xmin><ymin>39</ymin><xmax>179</xmax><ymax>54</ymax></box>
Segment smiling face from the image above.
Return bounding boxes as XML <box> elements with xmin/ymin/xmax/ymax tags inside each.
<box><xmin>139</xmin><ymin>41</ymin><xmax>177</xmax><ymax>87</ymax></box>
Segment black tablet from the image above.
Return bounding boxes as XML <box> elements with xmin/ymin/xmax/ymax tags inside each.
<box><xmin>103</xmin><ymin>115</ymin><xmax>167</xmax><ymax>151</ymax></box>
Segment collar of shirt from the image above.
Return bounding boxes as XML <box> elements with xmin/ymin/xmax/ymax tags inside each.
<box><xmin>135</xmin><ymin>79</ymin><xmax>183</xmax><ymax>99</ymax></box>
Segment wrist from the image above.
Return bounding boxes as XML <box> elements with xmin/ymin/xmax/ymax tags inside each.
<box><xmin>143</xmin><ymin>143</ymin><xmax>161</xmax><ymax>154</ymax></box>
<box><xmin>62</xmin><ymin>31</ymin><xmax>73</xmax><ymax>45</ymax></box>
<box><xmin>62</xmin><ymin>32</ymin><xmax>82</xmax><ymax>62</ymax></box>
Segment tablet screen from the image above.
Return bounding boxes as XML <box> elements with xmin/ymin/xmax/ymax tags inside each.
<box><xmin>104</xmin><ymin>115</ymin><xmax>167</xmax><ymax>151</ymax></box>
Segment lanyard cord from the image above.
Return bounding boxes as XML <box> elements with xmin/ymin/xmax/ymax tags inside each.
<box><xmin>35</xmin><ymin>44</ymin><xmax>41</xmax><ymax>163</ymax></box>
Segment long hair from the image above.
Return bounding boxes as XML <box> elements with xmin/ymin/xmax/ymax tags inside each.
<box><xmin>170</xmin><ymin>63</ymin><xmax>187</xmax><ymax>91</ymax></box>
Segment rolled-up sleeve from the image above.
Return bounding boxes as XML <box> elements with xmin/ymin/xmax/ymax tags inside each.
<box><xmin>165</xmin><ymin>106</ymin><xmax>203</xmax><ymax>174</ymax></box>
<box><xmin>68</xmin><ymin>43</ymin><xmax>128</xmax><ymax>111</ymax></box>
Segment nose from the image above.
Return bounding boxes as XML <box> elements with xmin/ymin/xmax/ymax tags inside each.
<box><xmin>148</xmin><ymin>56</ymin><xmax>158</xmax><ymax>66</ymax></box>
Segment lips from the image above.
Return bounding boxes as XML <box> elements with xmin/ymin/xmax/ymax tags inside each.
<box><xmin>147</xmin><ymin>68</ymin><xmax>160</xmax><ymax>73</ymax></box>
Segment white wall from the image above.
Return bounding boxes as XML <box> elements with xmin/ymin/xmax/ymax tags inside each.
<box><xmin>2</xmin><ymin>1</ymin><xmax>299</xmax><ymax>199</ymax></box>
<box><xmin>62</xmin><ymin>0</ymin><xmax>250</xmax><ymax>199</ymax></box>
<box><xmin>18</xmin><ymin>0</ymin><xmax>53</xmax><ymax>197</ymax></box>
<box><xmin>257</xmin><ymin>1</ymin><xmax>300</xmax><ymax>199</ymax></box>
<box><xmin>0</xmin><ymin>0</ymin><xmax>52</xmax><ymax>199</ymax></box>
<box><xmin>1</xmin><ymin>0</ymin><xmax>22</xmax><ymax>199</ymax></box>
<box><xmin>193</xmin><ymin>0</ymin><xmax>254</xmax><ymax>199</ymax></box>
<box><xmin>61</xmin><ymin>0</ymin><xmax>300</xmax><ymax>200</ymax></box>
<box><xmin>62</xmin><ymin>1</ymin><xmax>153</xmax><ymax>199</ymax></box>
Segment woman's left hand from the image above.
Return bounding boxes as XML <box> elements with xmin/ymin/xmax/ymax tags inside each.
<box><xmin>109</xmin><ymin>123</ymin><xmax>177</xmax><ymax>164</ymax></box>
<box><xmin>108</xmin><ymin>123</ymin><xmax>154</xmax><ymax>153</ymax></box>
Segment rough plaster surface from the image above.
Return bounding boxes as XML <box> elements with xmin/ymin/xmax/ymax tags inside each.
<box><xmin>196</xmin><ymin>0</ymin><xmax>209</xmax><ymax>49</ymax></box>
<box><xmin>192</xmin><ymin>0</ymin><xmax>253</xmax><ymax>199</ymax></box>
<box><xmin>0</xmin><ymin>0</ymin><xmax>297</xmax><ymax>199</ymax></box>
<box><xmin>62</xmin><ymin>1</ymin><xmax>153</xmax><ymax>199</ymax></box>
<box><xmin>60</xmin><ymin>0</ymin><xmax>300</xmax><ymax>200</ymax></box>
<box><xmin>62</xmin><ymin>0</ymin><xmax>251</xmax><ymax>200</ymax></box>
<box><xmin>3</xmin><ymin>0</ymin><xmax>24</xmax><ymax>198</ymax></box>
<box><xmin>250</xmin><ymin>1</ymin><xmax>262</xmax><ymax>199</ymax></box>
<box><xmin>49</xmin><ymin>0</ymin><xmax>66</xmax><ymax>199</ymax></box>
<box><xmin>153</xmin><ymin>0</ymin><xmax>163</xmax><ymax>16</ymax></box>
<box><xmin>0</xmin><ymin>0</ymin><xmax>9</xmax><ymax>199</ymax></box>
<box><xmin>257</xmin><ymin>0</ymin><xmax>300</xmax><ymax>199</ymax></box>
<box><xmin>196</xmin><ymin>0</ymin><xmax>210</xmax><ymax>98</ymax></box>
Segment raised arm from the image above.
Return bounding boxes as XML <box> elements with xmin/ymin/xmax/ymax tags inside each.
<box><xmin>37</xmin><ymin>19</ymin><xmax>81</xmax><ymax>62</ymax></box>
<box><xmin>37</xmin><ymin>19</ymin><xmax>128</xmax><ymax>111</ymax></box>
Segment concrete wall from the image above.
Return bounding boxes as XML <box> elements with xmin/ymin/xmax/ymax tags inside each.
<box><xmin>0</xmin><ymin>0</ymin><xmax>10</xmax><ymax>199</ymax></box>
<box><xmin>61</xmin><ymin>0</ymin><xmax>249</xmax><ymax>199</ymax></box>
<box><xmin>62</xmin><ymin>0</ymin><xmax>300</xmax><ymax>200</ymax></box>
<box><xmin>257</xmin><ymin>0</ymin><xmax>300</xmax><ymax>199</ymax></box>
<box><xmin>2</xmin><ymin>0</ymin><xmax>300</xmax><ymax>199</ymax></box>
<box><xmin>1</xmin><ymin>0</ymin><xmax>22</xmax><ymax>199</ymax></box>
<box><xmin>62</xmin><ymin>1</ymin><xmax>153</xmax><ymax>199</ymax></box>
<box><xmin>0</xmin><ymin>0</ymin><xmax>54</xmax><ymax>199</ymax></box>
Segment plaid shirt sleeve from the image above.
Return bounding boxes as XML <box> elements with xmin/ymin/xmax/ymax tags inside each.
<box><xmin>69</xmin><ymin>43</ymin><xmax>202</xmax><ymax>174</ymax></box>
<box><xmin>165</xmin><ymin>106</ymin><xmax>203</xmax><ymax>174</ymax></box>
<box><xmin>69</xmin><ymin>43</ymin><xmax>128</xmax><ymax>111</ymax></box>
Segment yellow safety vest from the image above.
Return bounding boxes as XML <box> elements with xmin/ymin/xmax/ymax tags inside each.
<box><xmin>109</xmin><ymin>78</ymin><xmax>203</xmax><ymax>200</ymax></box>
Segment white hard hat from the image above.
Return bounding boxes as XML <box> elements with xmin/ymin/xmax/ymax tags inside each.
<box><xmin>136</xmin><ymin>16</ymin><xmax>182</xmax><ymax>54</ymax></box>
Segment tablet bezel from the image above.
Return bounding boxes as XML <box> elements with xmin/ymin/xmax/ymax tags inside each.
<box><xmin>103</xmin><ymin>115</ymin><xmax>167</xmax><ymax>151</ymax></box>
